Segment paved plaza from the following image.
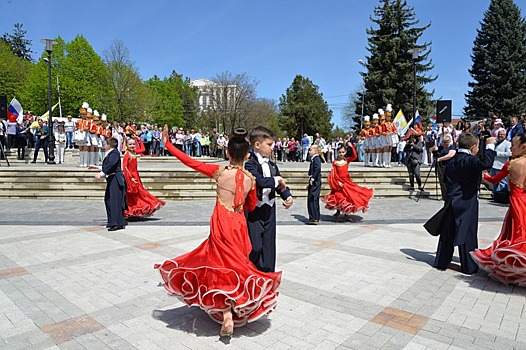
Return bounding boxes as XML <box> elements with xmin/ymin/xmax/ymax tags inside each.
<box><xmin>1</xmin><ymin>196</ymin><xmax>525</xmax><ymax>350</ymax></box>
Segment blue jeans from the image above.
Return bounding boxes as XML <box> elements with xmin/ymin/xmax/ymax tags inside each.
<box><xmin>302</xmin><ymin>146</ymin><xmax>309</xmax><ymax>161</ymax></box>
<box><xmin>66</xmin><ymin>131</ymin><xmax>74</xmax><ymax>148</ymax></box>
<box><xmin>490</xmin><ymin>167</ymin><xmax>508</xmax><ymax>194</ymax></box>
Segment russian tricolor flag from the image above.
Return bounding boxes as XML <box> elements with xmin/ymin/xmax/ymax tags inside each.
<box><xmin>7</xmin><ymin>98</ymin><xmax>23</xmax><ymax>124</ymax></box>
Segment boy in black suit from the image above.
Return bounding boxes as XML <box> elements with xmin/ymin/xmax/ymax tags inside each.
<box><xmin>307</xmin><ymin>145</ymin><xmax>322</xmax><ymax>224</ymax></box>
<box><xmin>430</xmin><ymin>133</ymin><xmax>495</xmax><ymax>274</ymax></box>
<box><xmin>89</xmin><ymin>137</ymin><xmax>127</xmax><ymax>231</ymax></box>
<box><xmin>245</xmin><ymin>126</ymin><xmax>293</xmax><ymax>272</ymax></box>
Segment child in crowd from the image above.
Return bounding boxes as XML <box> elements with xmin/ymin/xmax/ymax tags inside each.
<box><xmin>245</xmin><ymin>126</ymin><xmax>293</xmax><ymax>273</ymax></box>
<box><xmin>55</xmin><ymin>124</ymin><xmax>67</xmax><ymax>164</ymax></box>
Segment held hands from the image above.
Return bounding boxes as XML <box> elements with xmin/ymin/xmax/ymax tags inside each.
<box><xmin>486</xmin><ymin>137</ymin><xmax>496</xmax><ymax>145</ymax></box>
<box><xmin>87</xmin><ymin>165</ymin><xmax>99</xmax><ymax>170</ymax></box>
<box><xmin>94</xmin><ymin>173</ymin><xmax>102</xmax><ymax>179</ymax></box>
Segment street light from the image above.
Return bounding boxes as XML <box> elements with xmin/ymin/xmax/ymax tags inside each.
<box><xmin>358</xmin><ymin>59</ymin><xmax>367</xmax><ymax>129</ymax></box>
<box><xmin>408</xmin><ymin>47</ymin><xmax>423</xmax><ymax>120</ymax></box>
<box><xmin>41</xmin><ymin>38</ymin><xmax>58</xmax><ymax>164</ymax></box>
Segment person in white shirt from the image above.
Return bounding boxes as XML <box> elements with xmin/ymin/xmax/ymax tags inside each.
<box><xmin>55</xmin><ymin>123</ymin><xmax>67</xmax><ymax>164</ymax></box>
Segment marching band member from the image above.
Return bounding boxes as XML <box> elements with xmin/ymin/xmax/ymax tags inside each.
<box><xmin>371</xmin><ymin>113</ymin><xmax>381</xmax><ymax>167</ymax></box>
<box><xmin>360</xmin><ymin>116</ymin><xmax>371</xmax><ymax>167</ymax></box>
<box><xmin>77</xmin><ymin>102</ymin><xmax>91</xmax><ymax>167</ymax></box>
<box><xmin>381</xmin><ymin>104</ymin><xmax>398</xmax><ymax>168</ymax></box>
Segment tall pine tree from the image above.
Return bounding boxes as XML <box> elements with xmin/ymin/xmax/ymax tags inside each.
<box><xmin>279</xmin><ymin>75</ymin><xmax>333</xmax><ymax>137</ymax></box>
<box><xmin>464</xmin><ymin>0</ymin><xmax>526</xmax><ymax>121</ymax></box>
<box><xmin>356</xmin><ymin>0</ymin><xmax>435</xmax><ymax>125</ymax></box>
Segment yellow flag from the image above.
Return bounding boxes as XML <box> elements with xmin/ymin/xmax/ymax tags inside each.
<box><xmin>40</xmin><ymin>103</ymin><xmax>60</xmax><ymax>121</ymax></box>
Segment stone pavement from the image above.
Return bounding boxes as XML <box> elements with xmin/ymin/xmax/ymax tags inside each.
<box><xmin>1</xmin><ymin>197</ymin><xmax>525</xmax><ymax>350</ymax></box>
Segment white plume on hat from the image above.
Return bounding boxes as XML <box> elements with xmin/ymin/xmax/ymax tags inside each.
<box><xmin>363</xmin><ymin>115</ymin><xmax>370</xmax><ymax>122</ymax></box>
<box><xmin>372</xmin><ymin>113</ymin><xmax>379</xmax><ymax>120</ymax></box>
<box><xmin>101</xmin><ymin>114</ymin><xmax>107</xmax><ymax>121</ymax></box>
<box><xmin>93</xmin><ymin>110</ymin><xmax>100</xmax><ymax>117</ymax></box>
<box><xmin>87</xmin><ymin>107</ymin><xmax>93</xmax><ymax>114</ymax></box>
<box><xmin>82</xmin><ymin>102</ymin><xmax>89</xmax><ymax>109</ymax></box>
<box><xmin>378</xmin><ymin>108</ymin><xmax>385</xmax><ymax>115</ymax></box>
<box><xmin>386</xmin><ymin>104</ymin><xmax>393</xmax><ymax>112</ymax></box>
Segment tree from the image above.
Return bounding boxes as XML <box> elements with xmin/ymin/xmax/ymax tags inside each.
<box><xmin>145</xmin><ymin>74</ymin><xmax>185</xmax><ymax>128</ymax></box>
<box><xmin>0</xmin><ymin>41</ymin><xmax>31</xmax><ymax>103</ymax></box>
<box><xmin>103</xmin><ymin>39</ymin><xmax>150</xmax><ymax>121</ymax></box>
<box><xmin>243</xmin><ymin>98</ymin><xmax>280</xmax><ymax>133</ymax></box>
<box><xmin>356</xmin><ymin>0</ymin><xmax>436</xmax><ymax>124</ymax></box>
<box><xmin>278</xmin><ymin>75</ymin><xmax>333</xmax><ymax>138</ymax></box>
<box><xmin>59</xmin><ymin>35</ymin><xmax>112</xmax><ymax>117</ymax></box>
<box><xmin>169</xmin><ymin>71</ymin><xmax>199</xmax><ymax>128</ymax></box>
<box><xmin>206</xmin><ymin>71</ymin><xmax>259</xmax><ymax>134</ymax></box>
<box><xmin>19</xmin><ymin>37</ymin><xmax>67</xmax><ymax>116</ymax></box>
<box><xmin>464</xmin><ymin>0</ymin><xmax>526</xmax><ymax>120</ymax></box>
<box><xmin>1</xmin><ymin>23</ymin><xmax>33</xmax><ymax>61</ymax></box>
<box><xmin>341</xmin><ymin>87</ymin><xmax>361</xmax><ymax>131</ymax></box>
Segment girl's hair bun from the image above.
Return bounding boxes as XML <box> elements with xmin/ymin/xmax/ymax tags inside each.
<box><xmin>232</xmin><ymin>127</ymin><xmax>248</xmax><ymax>141</ymax></box>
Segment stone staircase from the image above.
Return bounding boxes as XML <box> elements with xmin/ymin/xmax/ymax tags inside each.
<box><xmin>0</xmin><ymin>147</ymin><xmax>492</xmax><ymax>200</ymax></box>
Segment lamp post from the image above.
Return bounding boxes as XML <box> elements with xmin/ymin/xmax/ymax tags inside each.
<box><xmin>409</xmin><ymin>47</ymin><xmax>423</xmax><ymax>120</ymax></box>
<box><xmin>41</xmin><ymin>39</ymin><xmax>58</xmax><ymax>164</ymax></box>
<box><xmin>358</xmin><ymin>59</ymin><xmax>367</xmax><ymax>129</ymax></box>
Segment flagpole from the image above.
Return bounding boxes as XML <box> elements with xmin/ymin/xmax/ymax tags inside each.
<box><xmin>56</xmin><ymin>75</ymin><xmax>62</xmax><ymax>119</ymax></box>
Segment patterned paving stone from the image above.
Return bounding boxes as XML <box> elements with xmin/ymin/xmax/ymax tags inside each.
<box><xmin>0</xmin><ymin>198</ymin><xmax>523</xmax><ymax>349</ymax></box>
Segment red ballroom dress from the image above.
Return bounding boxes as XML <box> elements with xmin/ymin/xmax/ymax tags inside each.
<box><xmin>123</xmin><ymin>140</ymin><xmax>165</xmax><ymax>218</ymax></box>
<box><xmin>471</xmin><ymin>158</ymin><xmax>526</xmax><ymax>286</ymax></box>
<box><xmin>322</xmin><ymin>145</ymin><xmax>374</xmax><ymax>214</ymax></box>
<box><xmin>155</xmin><ymin>142</ymin><xmax>281</xmax><ymax>326</ymax></box>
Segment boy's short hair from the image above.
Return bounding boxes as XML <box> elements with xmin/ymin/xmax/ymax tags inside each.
<box><xmin>249</xmin><ymin>126</ymin><xmax>274</xmax><ymax>144</ymax></box>
<box><xmin>457</xmin><ymin>132</ymin><xmax>479</xmax><ymax>149</ymax></box>
<box><xmin>310</xmin><ymin>144</ymin><xmax>320</xmax><ymax>153</ymax></box>
<box><xmin>107</xmin><ymin>137</ymin><xmax>118</xmax><ymax>148</ymax></box>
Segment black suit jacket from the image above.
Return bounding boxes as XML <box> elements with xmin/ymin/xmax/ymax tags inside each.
<box><xmin>245</xmin><ymin>153</ymin><xmax>292</xmax><ymax>201</ymax></box>
<box><xmin>102</xmin><ymin>148</ymin><xmax>125</xmax><ymax>188</ymax></box>
<box><xmin>308</xmin><ymin>155</ymin><xmax>322</xmax><ymax>185</ymax></box>
<box><xmin>442</xmin><ymin>149</ymin><xmax>495</xmax><ymax>245</ymax></box>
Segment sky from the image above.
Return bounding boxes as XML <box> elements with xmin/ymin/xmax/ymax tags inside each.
<box><xmin>2</xmin><ymin>0</ymin><xmax>525</xmax><ymax>128</ymax></box>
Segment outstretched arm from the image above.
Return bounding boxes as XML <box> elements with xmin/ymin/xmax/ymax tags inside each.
<box><xmin>483</xmin><ymin>161</ymin><xmax>510</xmax><ymax>185</ymax></box>
<box><xmin>162</xmin><ymin>126</ymin><xmax>219</xmax><ymax>178</ymax></box>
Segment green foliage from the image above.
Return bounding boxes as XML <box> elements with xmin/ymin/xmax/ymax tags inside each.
<box><xmin>145</xmin><ymin>74</ymin><xmax>185</xmax><ymax>128</ymax></box>
<box><xmin>357</xmin><ymin>0</ymin><xmax>436</xmax><ymax>123</ymax></box>
<box><xmin>0</xmin><ymin>41</ymin><xmax>31</xmax><ymax>103</ymax></box>
<box><xmin>279</xmin><ymin>75</ymin><xmax>333</xmax><ymax>137</ymax></box>
<box><xmin>464</xmin><ymin>0</ymin><xmax>526</xmax><ymax>120</ymax></box>
<box><xmin>103</xmin><ymin>39</ymin><xmax>153</xmax><ymax>122</ymax></box>
<box><xmin>1</xmin><ymin>23</ymin><xmax>33</xmax><ymax>62</ymax></box>
<box><xmin>168</xmin><ymin>71</ymin><xmax>199</xmax><ymax>128</ymax></box>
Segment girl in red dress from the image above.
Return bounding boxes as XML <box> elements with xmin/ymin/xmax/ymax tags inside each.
<box><xmin>154</xmin><ymin>126</ymin><xmax>282</xmax><ymax>337</ymax></box>
<box><xmin>471</xmin><ymin>134</ymin><xmax>526</xmax><ymax>285</ymax></box>
<box><xmin>322</xmin><ymin>145</ymin><xmax>374</xmax><ymax>222</ymax></box>
<box><xmin>123</xmin><ymin>137</ymin><xmax>165</xmax><ymax>218</ymax></box>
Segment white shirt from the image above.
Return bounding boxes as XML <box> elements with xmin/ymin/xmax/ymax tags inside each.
<box><xmin>254</xmin><ymin>152</ymin><xmax>279</xmax><ymax>207</ymax></box>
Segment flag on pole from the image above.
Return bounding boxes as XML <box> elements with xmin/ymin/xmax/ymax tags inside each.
<box><xmin>7</xmin><ymin>98</ymin><xmax>23</xmax><ymax>124</ymax></box>
<box><xmin>414</xmin><ymin>110</ymin><xmax>422</xmax><ymax>128</ymax></box>
<box><xmin>40</xmin><ymin>102</ymin><xmax>60</xmax><ymax>121</ymax></box>
<box><xmin>393</xmin><ymin>109</ymin><xmax>413</xmax><ymax>137</ymax></box>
